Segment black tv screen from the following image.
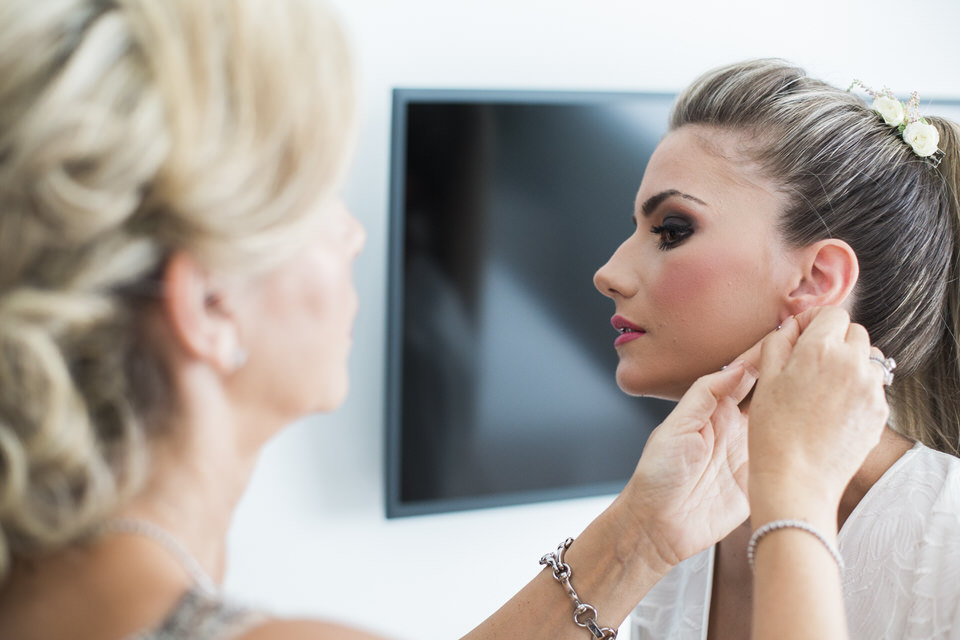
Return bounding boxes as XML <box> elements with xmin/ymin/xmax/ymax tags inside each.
<box><xmin>385</xmin><ymin>89</ymin><xmax>678</xmax><ymax>517</ymax></box>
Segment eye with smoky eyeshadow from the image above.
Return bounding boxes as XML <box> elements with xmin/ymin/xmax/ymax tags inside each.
<box><xmin>650</xmin><ymin>215</ymin><xmax>693</xmax><ymax>250</ymax></box>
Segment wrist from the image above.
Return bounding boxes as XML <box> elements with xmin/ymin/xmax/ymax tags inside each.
<box><xmin>537</xmin><ymin>496</ymin><xmax>674</xmax><ymax>631</ymax></box>
<box><xmin>605</xmin><ymin>486</ymin><xmax>677</xmax><ymax>579</ymax></box>
<box><xmin>749</xmin><ymin>482</ymin><xmax>839</xmax><ymax>537</ymax></box>
<box><xmin>750</xmin><ymin>467</ymin><xmax>843</xmax><ymax>522</ymax></box>
<box><xmin>747</xmin><ymin>518</ymin><xmax>845</xmax><ymax>574</ymax></box>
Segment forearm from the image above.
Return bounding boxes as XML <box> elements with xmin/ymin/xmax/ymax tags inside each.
<box><xmin>461</xmin><ymin>495</ymin><xmax>672</xmax><ymax>640</ymax></box>
<box><xmin>750</xmin><ymin>494</ymin><xmax>848</xmax><ymax>640</ymax></box>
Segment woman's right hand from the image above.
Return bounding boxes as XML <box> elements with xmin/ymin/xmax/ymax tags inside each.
<box><xmin>747</xmin><ymin>307</ymin><xmax>890</xmax><ymax>518</ymax></box>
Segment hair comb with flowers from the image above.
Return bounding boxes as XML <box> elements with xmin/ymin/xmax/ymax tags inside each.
<box><xmin>848</xmin><ymin>80</ymin><xmax>944</xmax><ymax>168</ymax></box>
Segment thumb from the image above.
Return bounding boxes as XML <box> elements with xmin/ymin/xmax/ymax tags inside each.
<box><xmin>671</xmin><ymin>361</ymin><xmax>758</xmax><ymax>432</ymax></box>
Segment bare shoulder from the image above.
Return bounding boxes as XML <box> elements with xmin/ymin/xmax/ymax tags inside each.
<box><xmin>238</xmin><ymin>618</ymin><xmax>389</xmax><ymax>640</ymax></box>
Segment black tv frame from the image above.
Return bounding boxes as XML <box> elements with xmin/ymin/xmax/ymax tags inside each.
<box><xmin>384</xmin><ymin>88</ymin><xmax>684</xmax><ymax>518</ymax></box>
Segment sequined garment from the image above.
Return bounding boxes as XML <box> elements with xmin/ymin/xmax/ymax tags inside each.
<box><xmin>127</xmin><ymin>589</ymin><xmax>266</xmax><ymax>640</ymax></box>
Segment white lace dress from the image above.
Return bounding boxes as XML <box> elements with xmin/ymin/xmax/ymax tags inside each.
<box><xmin>631</xmin><ymin>442</ymin><xmax>960</xmax><ymax>640</ymax></box>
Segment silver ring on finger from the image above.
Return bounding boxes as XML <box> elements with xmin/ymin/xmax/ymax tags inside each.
<box><xmin>869</xmin><ymin>355</ymin><xmax>897</xmax><ymax>386</ymax></box>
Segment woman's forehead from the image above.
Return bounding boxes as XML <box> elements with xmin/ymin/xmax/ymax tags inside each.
<box><xmin>638</xmin><ymin>126</ymin><xmax>785</xmax><ymax>217</ymax></box>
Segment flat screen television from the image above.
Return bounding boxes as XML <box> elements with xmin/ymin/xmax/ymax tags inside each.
<box><xmin>385</xmin><ymin>89</ymin><xmax>678</xmax><ymax>517</ymax></box>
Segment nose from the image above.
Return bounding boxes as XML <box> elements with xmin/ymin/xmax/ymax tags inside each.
<box><xmin>339</xmin><ymin>201</ymin><xmax>365</xmax><ymax>257</ymax></box>
<box><xmin>593</xmin><ymin>240</ymin><xmax>636</xmax><ymax>300</ymax></box>
<box><xmin>349</xmin><ymin>214</ymin><xmax>366</xmax><ymax>257</ymax></box>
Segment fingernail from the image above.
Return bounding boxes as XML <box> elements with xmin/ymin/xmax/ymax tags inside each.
<box><xmin>727</xmin><ymin>359</ymin><xmax>758</xmax><ymax>378</ymax></box>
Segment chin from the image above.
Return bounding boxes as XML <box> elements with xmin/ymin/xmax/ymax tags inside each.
<box><xmin>312</xmin><ymin>375</ymin><xmax>350</xmax><ymax>413</ymax></box>
<box><xmin>615</xmin><ymin>364</ymin><xmax>690</xmax><ymax>402</ymax></box>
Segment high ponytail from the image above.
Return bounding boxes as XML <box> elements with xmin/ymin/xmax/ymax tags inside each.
<box><xmin>892</xmin><ymin>118</ymin><xmax>960</xmax><ymax>455</ymax></box>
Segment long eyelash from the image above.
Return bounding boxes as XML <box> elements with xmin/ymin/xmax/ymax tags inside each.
<box><xmin>650</xmin><ymin>222</ymin><xmax>693</xmax><ymax>250</ymax></box>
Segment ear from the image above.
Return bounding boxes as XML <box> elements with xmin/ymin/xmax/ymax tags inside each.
<box><xmin>161</xmin><ymin>251</ymin><xmax>245</xmax><ymax>374</ymax></box>
<box><xmin>784</xmin><ymin>239</ymin><xmax>860</xmax><ymax>315</ymax></box>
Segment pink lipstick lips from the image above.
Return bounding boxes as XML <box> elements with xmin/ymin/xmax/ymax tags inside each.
<box><xmin>611</xmin><ymin>315</ymin><xmax>646</xmax><ymax>347</ymax></box>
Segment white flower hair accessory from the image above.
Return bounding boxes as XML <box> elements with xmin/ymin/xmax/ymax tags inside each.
<box><xmin>848</xmin><ymin>80</ymin><xmax>945</xmax><ymax>167</ymax></box>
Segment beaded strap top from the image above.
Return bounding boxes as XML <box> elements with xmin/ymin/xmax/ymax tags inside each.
<box><xmin>126</xmin><ymin>588</ymin><xmax>267</xmax><ymax>640</ymax></box>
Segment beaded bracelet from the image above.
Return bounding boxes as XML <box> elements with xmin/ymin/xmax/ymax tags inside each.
<box><xmin>540</xmin><ymin>538</ymin><xmax>618</xmax><ymax>639</ymax></box>
<box><xmin>747</xmin><ymin>519</ymin><xmax>844</xmax><ymax>573</ymax></box>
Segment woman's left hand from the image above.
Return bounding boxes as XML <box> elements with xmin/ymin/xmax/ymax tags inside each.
<box><xmin>619</xmin><ymin>359</ymin><xmax>758</xmax><ymax>568</ymax></box>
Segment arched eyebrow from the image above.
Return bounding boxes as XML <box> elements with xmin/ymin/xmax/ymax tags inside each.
<box><xmin>639</xmin><ymin>189</ymin><xmax>709</xmax><ymax>217</ymax></box>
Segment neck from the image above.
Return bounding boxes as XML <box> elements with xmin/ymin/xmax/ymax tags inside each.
<box><xmin>116</xmin><ymin>364</ymin><xmax>275</xmax><ymax>587</ymax></box>
<box><xmin>838</xmin><ymin>426</ymin><xmax>914</xmax><ymax>528</ymax></box>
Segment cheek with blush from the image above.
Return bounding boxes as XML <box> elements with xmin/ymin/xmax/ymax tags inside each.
<box><xmin>648</xmin><ymin>248</ymin><xmax>780</xmax><ymax>376</ymax></box>
<box><xmin>658</xmin><ymin>242</ymin><xmax>775</xmax><ymax>311</ymax></box>
<box><xmin>647</xmin><ymin>251</ymin><xmax>725</xmax><ymax>321</ymax></box>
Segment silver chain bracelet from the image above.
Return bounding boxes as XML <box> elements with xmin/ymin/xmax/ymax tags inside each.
<box><xmin>540</xmin><ymin>537</ymin><xmax>618</xmax><ymax>640</ymax></box>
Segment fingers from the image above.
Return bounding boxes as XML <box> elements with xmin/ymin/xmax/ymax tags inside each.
<box><xmin>771</xmin><ymin>307</ymin><xmax>891</xmax><ymax>398</ymax></box>
<box><xmin>671</xmin><ymin>362</ymin><xmax>757</xmax><ymax>433</ymax></box>
<box><xmin>713</xmin><ymin>306</ymin><xmax>884</xmax><ymax>405</ymax></box>
<box><xmin>866</xmin><ymin>345</ymin><xmax>893</xmax><ymax>387</ymax></box>
<box><xmin>796</xmin><ymin>308</ymin><xmax>882</xmax><ymax>382</ymax></box>
<box><xmin>753</xmin><ymin>307</ymin><xmax>886</xmax><ymax>391</ymax></box>
<box><xmin>724</xmin><ymin>360</ymin><xmax>760</xmax><ymax>404</ymax></box>
<box><xmin>735</xmin><ymin>315</ymin><xmax>800</xmax><ymax>374</ymax></box>
<box><xmin>758</xmin><ymin>315</ymin><xmax>800</xmax><ymax>377</ymax></box>
<box><xmin>740</xmin><ymin>307</ymin><xmax>836</xmax><ymax>372</ymax></box>
<box><xmin>844</xmin><ymin>322</ymin><xmax>872</xmax><ymax>359</ymax></box>
<box><xmin>792</xmin><ymin>305</ymin><xmax>833</xmax><ymax>333</ymax></box>
<box><xmin>793</xmin><ymin>306</ymin><xmax>852</xmax><ymax>348</ymax></box>
<box><xmin>734</xmin><ymin>339</ymin><xmax>764</xmax><ymax>375</ymax></box>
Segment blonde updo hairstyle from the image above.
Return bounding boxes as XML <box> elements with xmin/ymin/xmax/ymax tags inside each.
<box><xmin>672</xmin><ymin>59</ymin><xmax>960</xmax><ymax>456</ymax></box>
<box><xmin>0</xmin><ymin>0</ymin><xmax>354</xmax><ymax>581</ymax></box>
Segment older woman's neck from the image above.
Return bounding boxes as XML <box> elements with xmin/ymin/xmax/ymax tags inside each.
<box><xmin>116</xmin><ymin>362</ymin><xmax>278</xmax><ymax>586</ymax></box>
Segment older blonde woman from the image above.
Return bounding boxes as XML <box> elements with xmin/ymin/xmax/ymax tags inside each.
<box><xmin>0</xmin><ymin>1</ymin><xmax>899</xmax><ymax>639</ymax></box>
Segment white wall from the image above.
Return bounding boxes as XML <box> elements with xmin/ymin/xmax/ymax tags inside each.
<box><xmin>224</xmin><ymin>1</ymin><xmax>960</xmax><ymax>638</ymax></box>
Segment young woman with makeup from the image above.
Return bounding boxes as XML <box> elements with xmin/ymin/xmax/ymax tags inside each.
<box><xmin>593</xmin><ymin>60</ymin><xmax>960</xmax><ymax>640</ymax></box>
<box><xmin>0</xmin><ymin>1</ymin><xmax>935</xmax><ymax>637</ymax></box>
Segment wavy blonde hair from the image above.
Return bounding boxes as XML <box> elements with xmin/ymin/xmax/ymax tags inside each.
<box><xmin>0</xmin><ymin>0</ymin><xmax>353</xmax><ymax>581</ymax></box>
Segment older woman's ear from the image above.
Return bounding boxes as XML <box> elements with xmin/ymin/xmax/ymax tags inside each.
<box><xmin>161</xmin><ymin>251</ymin><xmax>244</xmax><ymax>375</ymax></box>
<box><xmin>783</xmin><ymin>239</ymin><xmax>860</xmax><ymax>316</ymax></box>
